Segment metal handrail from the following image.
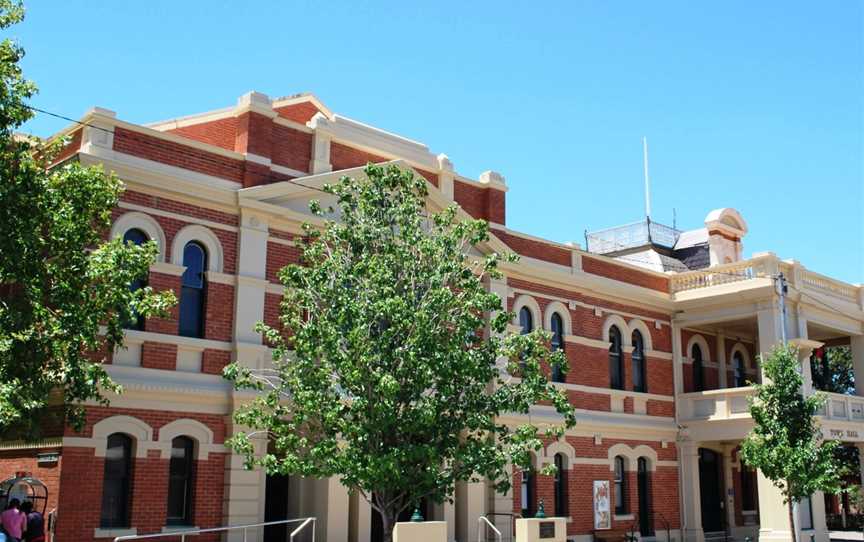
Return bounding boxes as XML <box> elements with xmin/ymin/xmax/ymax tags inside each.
<box><xmin>113</xmin><ymin>517</ymin><xmax>316</xmax><ymax>542</ymax></box>
<box><xmin>290</xmin><ymin>517</ymin><xmax>315</xmax><ymax>542</ymax></box>
<box><xmin>478</xmin><ymin>515</ymin><xmax>503</xmax><ymax>542</ymax></box>
<box><xmin>485</xmin><ymin>512</ymin><xmax>520</xmax><ymax>542</ymax></box>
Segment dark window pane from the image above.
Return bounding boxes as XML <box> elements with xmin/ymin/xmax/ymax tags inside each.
<box><xmin>632</xmin><ymin>330</ymin><xmax>646</xmax><ymax>393</ymax></box>
<box><xmin>609</xmin><ymin>326</ymin><xmax>623</xmax><ymax>390</ymax></box>
<box><xmin>167</xmin><ymin>437</ymin><xmax>195</xmax><ymax>525</ymax></box>
<box><xmin>100</xmin><ymin>434</ymin><xmax>132</xmax><ymax>528</ymax></box>
<box><xmin>734</xmin><ymin>352</ymin><xmax>746</xmax><ymax>387</ymax></box>
<box><xmin>551</xmin><ymin>313</ymin><xmax>565</xmax><ymax>383</ymax></box>
<box><xmin>614</xmin><ymin>456</ymin><xmax>627</xmax><ymax>514</ymax></box>
<box><xmin>554</xmin><ymin>454</ymin><xmax>567</xmax><ymax>517</ymax></box>
<box><xmin>181</xmin><ymin>243</ymin><xmax>206</xmax><ymax>288</ymax></box>
<box><xmin>692</xmin><ymin>344</ymin><xmax>704</xmax><ymax>392</ymax></box>
<box><xmin>519</xmin><ymin>307</ymin><xmax>533</xmax><ymax>334</ymax></box>
<box><xmin>179</xmin><ymin>242</ymin><xmax>207</xmax><ymax>338</ymax></box>
<box><xmin>122</xmin><ymin>229</ymin><xmax>149</xmax><ymax>331</ymax></box>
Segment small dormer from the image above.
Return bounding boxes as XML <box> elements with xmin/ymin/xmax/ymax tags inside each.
<box><xmin>704</xmin><ymin>208</ymin><xmax>748</xmax><ymax>266</ymax></box>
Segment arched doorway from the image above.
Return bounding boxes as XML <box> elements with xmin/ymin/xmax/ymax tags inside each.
<box><xmin>698</xmin><ymin>448</ymin><xmax>725</xmax><ymax>533</ymax></box>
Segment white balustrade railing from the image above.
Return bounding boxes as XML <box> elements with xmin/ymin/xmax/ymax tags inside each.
<box><xmin>671</xmin><ymin>255</ymin><xmax>861</xmax><ymax>306</ymax></box>
<box><xmin>678</xmin><ymin>387</ymin><xmax>755</xmax><ymax>422</ymax></box>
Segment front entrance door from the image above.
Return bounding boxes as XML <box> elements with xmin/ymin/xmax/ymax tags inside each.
<box><xmin>699</xmin><ymin>448</ymin><xmax>724</xmax><ymax>533</ymax></box>
<box><xmin>637</xmin><ymin>457</ymin><xmax>654</xmax><ymax>536</ymax></box>
<box><xmin>264</xmin><ymin>474</ymin><xmax>290</xmax><ymax>542</ymax></box>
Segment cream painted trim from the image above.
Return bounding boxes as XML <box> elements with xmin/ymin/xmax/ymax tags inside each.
<box><xmin>112</xmin><ymin>117</ymin><xmax>245</xmax><ymax>160</ymax></box>
<box><xmin>685</xmin><ymin>333</ymin><xmax>712</xmax><ymax>363</ymax></box>
<box><xmin>544</xmin><ymin>300</ymin><xmax>572</xmax><ymax>335</ymax></box>
<box><xmin>491</xmin><ymin>226</ymin><xmax>574</xmax><ymax>252</ymax></box>
<box><xmin>146</xmin><ymin>105</ymin><xmax>235</xmax><ymax>131</ymax></box>
<box><xmin>158</xmin><ymin>419</ymin><xmax>225</xmax><ymax>460</ymax></box>
<box><xmin>111</xmin><ymin>211</ymin><xmax>168</xmax><ymax>262</ymax></box>
<box><xmin>628</xmin><ymin>318</ymin><xmax>654</xmax><ymax>351</ymax></box>
<box><xmin>607</xmin><ymin>443</ymin><xmax>659</xmax><ymax>471</ymax></box>
<box><xmin>730</xmin><ymin>342</ymin><xmax>752</xmax><ymax>369</ymax></box>
<box><xmin>562</xmin><ymin>335</ymin><xmax>674</xmax><ymax>359</ymax></box>
<box><xmin>541</xmin><ymin>439</ymin><xmax>577</xmax><ymax>468</ymax></box>
<box><xmin>267</xmin><ymin>236</ymin><xmax>296</xmax><ymax>247</ymax></box>
<box><xmin>512</xmin><ymin>294</ymin><xmax>542</xmax><ymax>330</ymax></box>
<box><xmin>81</xmin><ymin>148</ymin><xmax>239</xmax><ymax>205</ymax></box>
<box><xmin>151</xmin><ymin>262</ymin><xmax>186</xmax><ymax>276</ymax></box>
<box><xmin>270</xmin><ymin>162</ymin><xmax>309</xmax><ymax>178</ymax></box>
<box><xmin>272</xmin><ymin>114</ymin><xmax>314</xmax><ymax>133</ymax></box>
<box><xmin>206</xmin><ymin>271</ymin><xmax>236</xmax><ymax>285</ymax></box>
<box><xmin>90</xmin><ymin>415</ymin><xmax>153</xmax><ymax>458</ymax></box>
<box><xmin>602</xmin><ymin>314</ymin><xmax>630</xmax><ymax>344</ymax></box>
<box><xmin>265</xmin><ymin>283</ymin><xmax>286</xmax><ymax>295</ymax></box>
<box><xmin>553</xmin><ymin>382</ymin><xmax>673</xmax><ymax>402</ymax></box>
<box><xmin>118</xmin><ymin>180</ymin><xmax>238</xmax><ymax>217</ymax></box>
<box><xmin>171</xmin><ymin>224</ymin><xmax>225</xmax><ymax>273</ymax></box>
<box><xmin>122</xmin><ymin>329</ymin><xmax>232</xmax><ymax>351</ymax></box>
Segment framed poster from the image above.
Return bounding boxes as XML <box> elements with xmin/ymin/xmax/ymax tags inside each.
<box><xmin>593</xmin><ymin>480</ymin><xmax>611</xmax><ymax>530</ymax></box>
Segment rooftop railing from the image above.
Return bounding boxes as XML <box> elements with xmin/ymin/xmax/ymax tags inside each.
<box><xmin>585</xmin><ymin>219</ymin><xmax>680</xmax><ymax>255</ymax></box>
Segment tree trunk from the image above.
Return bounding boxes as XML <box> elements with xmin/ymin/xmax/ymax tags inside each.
<box><xmin>788</xmin><ymin>500</ymin><xmax>798</xmax><ymax>542</ymax></box>
<box><xmin>381</xmin><ymin>507</ymin><xmax>396</xmax><ymax>542</ymax></box>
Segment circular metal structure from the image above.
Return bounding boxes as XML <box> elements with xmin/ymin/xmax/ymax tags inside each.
<box><xmin>0</xmin><ymin>473</ymin><xmax>48</xmax><ymax>515</ymax></box>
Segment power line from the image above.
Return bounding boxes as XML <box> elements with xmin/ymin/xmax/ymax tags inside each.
<box><xmin>23</xmin><ymin>103</ymin><xmax>116</xmax><ymax>135</ymax></box>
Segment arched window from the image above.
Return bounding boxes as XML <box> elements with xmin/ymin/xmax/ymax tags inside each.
<box><xmin>614</xmin><ymin>455</ymin><xmax>627</xmax><ymax>514</ymax></box>
<box><xmin>167</xmin><ymin>436</ymin><xmax>195</xmax><ymax>525</ymax></box>
<box><xmin>550</xmin><ymin>313</ymin><xmax>565</xmax><ymax>383</ymax></box>
<box><xmin>100</xmin><ymin>433</ymin><xmax>133</xmax><ymax>528</ymax></box>
<box><xmin>609</xmin><ymin>326</ymin><xmax>624</xmax><ymax>390</ymax></box>
<box><xmin>637</xmin><ymin>457</ymin><xmax>653</xmax><ymax>536</ymax></box>
<box><xmin>123</xmin><ymin>228</ymin><xmax>149</xmax><ymax>331</ymax></box>
<box><xmin>733</xmin><ymin>351</ymin><xmax>747</xmax><ymax>387</ymax></box>
<box><xmin>519</xmin><ymin>307</ymin><xmax>533</xmax><ymax>334</ymax></box>
<box><xmin>692</xmin><ymin>344</ymin><xmax>705</xmax><ymax>392</ymax></box>
<box><xmin>179</xmin><ymin>242</ymin><xmax>207</xmax><ymax>338</ymax></box>
<box><xmin>632</xmin><ymin>330</ymin><xmax>646</xmax><ymax>393</ymax></box>
<box><xmin>520</xmin><ymin>459</ymin><xmax>536</xmax><ymax>518</ymax></box>
<box><xmin>553</xmin><ymin>453</ymin><xmax>567</xmax><ymax>517</ymax></box>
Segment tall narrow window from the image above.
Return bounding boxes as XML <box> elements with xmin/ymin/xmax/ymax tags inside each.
<box><xmin>179</xmin><ymin>242</ymin><xmax>207</xmax><ymax>338</ymax></box>
<box><xmin>550</xmin><ymin>313</ymin><xmax>565</xmax><ymax>383</ymax></box>
<box><xmin>632</xmin><ymin>330</ymin><xmax>646</xmax><ymax>393</ymax></box>
<box><xmin>123</xmin><ymin>228</ymin><xmax>149</xmax><ymax>331</ymax></box>
<box><xmin>166</xmin><ymin>436</ymin><xmax>195</xmax><ymax>526</ymax></box>
<box><xmin>520</xmin><ymin>461</ymin><xmax>536</xmax><ymax>517</ymax></box>
<box><xmin>553</xmin><ymin>453</ymin><xmax>567</xmax><ymax>517</ymax></box>
<box><xmin>740</xmin><ymin>460</ymin><xmax>757</xmax><ymax>511</ymax></box>
<box><xmin>733</xmin><ymin>351</ymin><xmax>747</xmax><ymax>387</ymax></box>
<box><xmin>519</xmin><ymin>307</ymin><xmax>533</xmax><ymax>334</ymax></box>
<box><xmin>614</xmin><ymin>456</ymin><xmax>627</xmax><ymax>514</ymax></box>
<box><xmin>637</xmin><ymin>457</ymin><xmax>653</xmax><ymax>536</ymax></box>
<box><xmin>609</xmin><ymin>326</ymin><xmax>624</xmax><ymax>390</ymax></box>
<box><xmin>100</xmin><ymin>433</ymin><xmax>133</xmax><ymax>528</ymax></box>
<box><xmin>692</xmin><ymin>344</ymin><xmax>705</xmax><ymax>392</ymax></box>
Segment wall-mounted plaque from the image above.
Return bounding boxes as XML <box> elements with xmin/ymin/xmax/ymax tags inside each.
<box><xmin>539</xmin><ymin>521</ymin><xmax>556</xmax><ymax>538</ymax></box>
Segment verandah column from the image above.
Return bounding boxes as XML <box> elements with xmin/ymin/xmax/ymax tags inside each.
<box><xmin>754</xmin><ymin>305</ymin><xmax>794</xmax><ymax>542</ymax></box>
<box><xmin>679</xmin><ymin>441</ymin><xmax>704</xmax><ymax>542</ymax></box>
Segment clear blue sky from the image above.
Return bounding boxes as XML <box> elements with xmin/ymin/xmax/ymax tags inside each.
<box><xmin>13</xmin><ymin>1</ymin><xmax>864</xmax><ymax>283</ymax></box>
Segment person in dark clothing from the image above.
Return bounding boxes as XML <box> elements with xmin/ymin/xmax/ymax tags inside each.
<box><xmin>19</xmin><ymin>503</ymin><xmax>42</xmax><ymax>542</ymax></box>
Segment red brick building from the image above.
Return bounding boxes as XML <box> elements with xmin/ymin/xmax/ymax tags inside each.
<box><xmin>3</xmin><ymin>91</ymin><xmax>863</xmax><ymax>542</ymax></box>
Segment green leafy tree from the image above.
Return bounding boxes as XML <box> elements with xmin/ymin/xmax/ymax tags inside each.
<box><xmin>226</xmin><ymin>164</ymin><xmax>576</xmax><ymax>541</ymax></box>
<box><xmin>811</xmin><ymin>346</ymin><xmax>855</xmax><ymax>395</ymax></box>
<box><xmin>0</xmin><ymin>0</ymin><xmax>175</xmax><ymax>436</ymax></box>
<box><xmin>740</xmin><ymin>344</ymin><xmax>846</xmax><ymax>542</ymax></box>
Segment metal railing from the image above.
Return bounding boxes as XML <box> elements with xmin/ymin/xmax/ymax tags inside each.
<box><xmin>586</xmin><ymin>219</ymin><xmax>681</xmax><ymax>255</ymax></box>
<box><xmin>478</xmin><ymin>515</ymin><xmax>503</xmax><ymax>542</ymax></box>
<box><xmin>113</xmin><ymin>517</ymin><xmax>316</xmax><ymax>542</ymax></box>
